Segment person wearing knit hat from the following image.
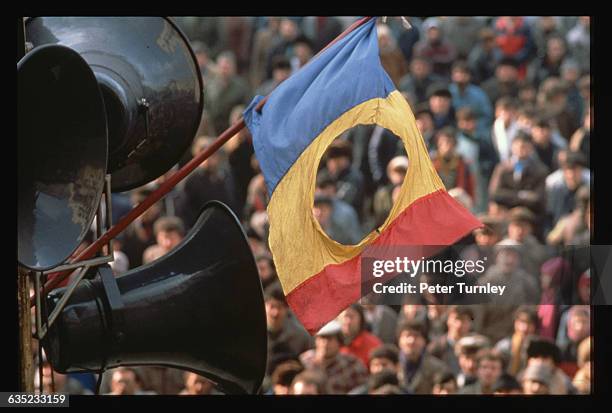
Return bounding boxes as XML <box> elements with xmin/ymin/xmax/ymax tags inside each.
<box><xmin>524</xmin><ymin>336</ymin><xmax>576</xmax><ymax>394</ymax></box>
<box><xmin>522</xmin><ymin>363</ymin><xmax>554</xmax><ymax>394</ymax></box>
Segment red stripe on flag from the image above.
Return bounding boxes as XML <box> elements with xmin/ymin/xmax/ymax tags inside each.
<box><xmin>286</xmin><ymin>189</ymin><xmax>482</xmax><ymax>335</ymax></box>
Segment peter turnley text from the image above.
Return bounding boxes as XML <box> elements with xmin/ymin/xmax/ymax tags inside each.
<box><xmin>372</xmin><ymin>282</ymin><xmax>507</xmax><ymax>296</ymax></box>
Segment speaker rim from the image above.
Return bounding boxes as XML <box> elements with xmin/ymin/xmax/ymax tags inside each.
<box><xmin>17</xmin><ymin>43</ymin><xmax>109</xmax><ymax>271</ymax></box>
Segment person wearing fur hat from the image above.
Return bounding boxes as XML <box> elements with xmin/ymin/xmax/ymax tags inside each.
<box><xmin>521</xmin><ymin>337</ymin><xmax>577</xmax><ymax>394</ymax></box>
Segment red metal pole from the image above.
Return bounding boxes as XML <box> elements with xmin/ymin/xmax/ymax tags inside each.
<box><xmin>33</xmin><ymin>16</ymin><xmax>374</xmax><ymax>302</ymax></box>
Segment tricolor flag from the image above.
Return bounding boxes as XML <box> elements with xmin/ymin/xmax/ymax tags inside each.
<box><xmin>243</xmin><ymin>18</ymin><xmax>482</xmax><ymax>334</ymax></box>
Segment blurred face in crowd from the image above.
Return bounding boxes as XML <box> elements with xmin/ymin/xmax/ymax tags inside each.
<box><xmin>313</xmin><ymin>202</ymin><xmax>333</xmax><ymax>228</ymax></box>
<box><xmin>514</xmin><ymin>313</ymin><xmax>537</xmax><ymax>336</ymax></box>
<box><xmin>508</xmin><ymin>221</ymin><xmax>532</xmax><ymax>243</ymax></box>
<box><xmin>265</xmin><ymin>298</ymin><xmax>288</xmax><ymax>332</ymax></box>
<box><xmin>531</xmin><ymin>125</ymin><xmax>551</xmax><ymax>146</ymax></box>
<box><xmin>519</xmin><ymin>86</ymin><xmax>537</xmax><ymax>105</ymax></box>
<box><xmin>436</xmin><ymin>134</ymin><xmax>456</xmax><ymax>159</ymax></box>
<box><xmin>399</xmin><ymin>329</ymin><xmax>426</xmax><ymax>361</ymax></box>
<box><xmin>111</xmin><ymin>369</ymin><xmax>139</xmax><ymax>395</ymax></box>
<box><xmin>340</xmin><ymin>307</ymin><xmax>362</xmax><ymax>339</ymax></box>
<box><xmin>452</xmin><ymin>68</ymin><xmax>471</xmax><ymax>88</ymax></box>
<box><xmin>447</xmin><ymin>310</ymin><xmax>472</xmax><ymax>340</ymax></box>
<box><xmin>478</xmin><ymin>359</ymin><xmax>502</xmax><ymax>389</ymax></box>
<box><xmin>156</xmin><ymin>230</ymin><xmax>183</xmax><ymax>253</ymax></box>
<box><xmin>411</xmin><ymin>58</ymin><xmax>431</xmax><ymax>79</ymax></box>
<box><xmin>388</xmin><ymin>166</ymin><xmax>407</xmax><ymax>186</ymax></box>
<box><xmin>316</xmin><ymin>183</ymin><xmax>336</xmax><ymax>198</ymax></box>
<box><xmin>402</xmin><ymin>304</ymin><xmax>424</xmax><ymax>321</ymax></box>
<box><xmin>326</xmin><ymin>155</ymin><xmax>350</xmax><ymax>177</ymax></box>
<box><xmin>488</xmin><ymin>201</ymin><xmax>510</xmax><ymax>220</ymax></box>
<box><xmin>429</xmin><ymin>96</ymin><xmax>451</xmax><ymax>116</ymax></box>
<box><xmin>539</xmin><ymin>16</ymin><xmax>557</xmax><ymax>33</ymax></box>
<box><xmin>496</xmin><ymin>248</ymin><xmax>521</xmax><ymax>274</ymax></box>
<box><xmin>563</xmin><ymin>165</ymin><xmax>583</xmax><ymax>190</ymax></box>
<box><xmin>458</xmin><ymin>351</ymin><xmax>478</xmax><ymax>376</ymax></box>
<box><xmin>511</xmin><ymin>138</ymin><xmax>533</xmax><ymax>161</ymax></box>
<box><xmin>547</xmin><ymin>37</ymin><xmax>566</xmax><ymax>63</ymax></box>
<box><xmin>568</xmin><ymin>311</ymin><xmax>590</xmax><ymax>342</ymax></box>
<box><xmin>428</xmin><ymin>304</ymin><xmax>446</xmax><ymax>320</ymax></box>
<box><xmin>416</xmin><ymin>113</ymin><xmax>434</xmax><ymax>135</ymax></box>
<box><xmin>217</xmin><ymin>56</ymin><xmax>236</xmax><ymax>80</ymax></box>
<box><xmin>273</xmin><ymin>66</ymin><xmax>291</xmax><ymax>83</ymax></box>
<box><xmin>458</xmin><ymin>116</ymin><xmax>476</xmax><ymax>133</ymax></box>
<box><xmin>294</xmin><ymin>42</ymin><xmax>313</xmax><ymax>66</ymax></box>
<box><xmin>370</xmin><ymin>357</ymin><xmax>398</xmax><ymax>375</ymax></box>
<box><xmin>184</xmin><ymin>372</ymin><xmax>215</xmax><ymax>395</ymax></box>
<box><xmin>195</xmin><ymin>51</ymin><xmax>209</xmax><ymax>71</ymax></box>
<box><xmin>280</xmin><ymin>19</ymin><xmax>298</xmax><ymax>41</ymax></box>
<box><xmin>474</xmin><ymin>228</ymin><xmax>500</xmax><ymax>247</ymax></box>
<box><xmin>433</xmin><ymin>380</ymin><xmax>457</xmax><ymax>395</ymax></box>
<box><xmin>496</xmin><ymin>64</ymin><xmax>518</xmax><ymax>83</ymax></box>
<box><xmin>427</xmin><ymin>27</ymin><xmax>441</xmax><ymax>43</ymax></box>
<box><xmin>523</xmin><ymin>378</ymin><xmax>550</xmax><ymax>395</ymax></box>
<box><xmin>562</xmin><ymin>66</ymin><xmax>580</xmax><ymax>85</ymax></box>
<box><xmin>482</xmin><ymin>35</ymin><xmax>496</xmax><ymax>52</ymax></box>
<box><xmin>496</xmin><ymin>105</ymin><xmax>517</xmax><ymax>125</ymax></box>
<box><xmin>292</xmin><ymin>380</ymin><xmax>319</xmax><ymax>395</ymax></box>
<box><xmin>315</xmin><ymin>335</ymin><xmax>341</xmax><ymax>361</ymax></box>
<box><xmin>257</xmin><ymin>257</ymin><xmax>275</xmax><ymax>284</ymax></box>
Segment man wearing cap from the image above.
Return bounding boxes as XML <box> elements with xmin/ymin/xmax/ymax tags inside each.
<box><xmin>480</xmin><ymin>240</ymin><xmax>540</xmax><ymax>305</ymax></box>
<box><xmin>503</xmin><ymin>206</ymin><xmax>549</xmax><ymax>278</ymax></box>
<box><xmin>413</xmin><ymin>17</ymin><xmax>458</xmax><ymax>78</ymax></box>
<box><xmin>454</xmin><ymin>334</ymin><xmax>490</xmax><ymax>388</ymax></box>
<box><xmin>299</xmin><ymin>320</ymin><xmax>368</xmax><ymax>394</ymax></box>
<box><xmin>458</xmin><ymin>349</ymin><xmax>505</xmax><ymax>394</ymax></box>
<box><xmin>396</xmin><ymin>320</ymin><xmax>447</xmax><ymax>394</ymax></box>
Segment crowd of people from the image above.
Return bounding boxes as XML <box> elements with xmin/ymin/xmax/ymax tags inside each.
<box><xmin>37</xmin><ymin>16</ymin><xmax>592</xmax><ymax>396</ymax></box>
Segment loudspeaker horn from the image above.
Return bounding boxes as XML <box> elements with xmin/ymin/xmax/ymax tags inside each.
<box><xmin>18</xmin><ymin>44</ymin><xmax>108</xmax><ymax>271</ymax></box>
<box><xmin>42</xmin><ymin>201</ymin><xmax>267</xmax><ymax>395</ymax></box>
<box><xmin>25</xmin><ymin>17</ymin><xmax>204</xmax><ymax>192</ymax></box>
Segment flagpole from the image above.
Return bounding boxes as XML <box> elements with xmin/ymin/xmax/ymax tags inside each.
<box><xmin>34</xmin><ymin>16</ymin><xmax>375</xmax><ymax>301</ymax></box>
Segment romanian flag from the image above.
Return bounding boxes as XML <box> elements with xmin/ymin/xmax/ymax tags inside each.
<box><xmin>243</xmin><ymin>18</ymin><xmax>481</xmax><ymax>334</ymax></box>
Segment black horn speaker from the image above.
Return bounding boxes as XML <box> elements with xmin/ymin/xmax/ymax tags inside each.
<box><xmin>25</xmin><ymin>17</ymin><xmax>204</xmax><ymax>192</ymax></box>
<box><xmin>18</xmin><ymin>44</ymin><xmax>108</xmax><ymax>271</ymax></box>
<box><xmin>42</xmin><ymin>201</ymin><xmax>267</xmax><ymax>394</ymax></box>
